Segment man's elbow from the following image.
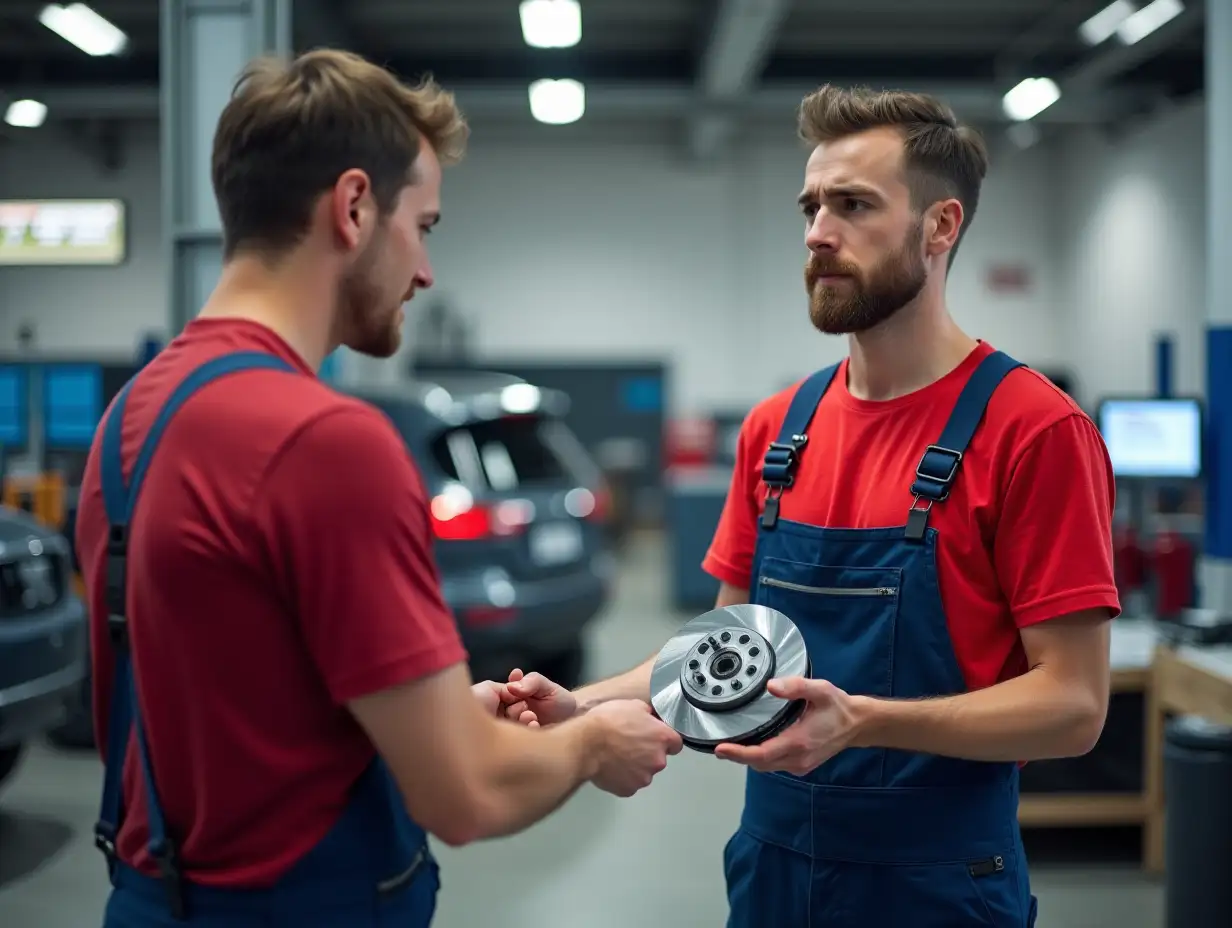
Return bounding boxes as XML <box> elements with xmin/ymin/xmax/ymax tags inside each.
<box><xmin>419</xmin><ymin>794</ymin><xmax>495</xmax><ymax>848</ymax></box>
<box><xmin>1059</xmin><ymin>690</ymin><xmax>1109</xmax><ymax>758</ymax></box>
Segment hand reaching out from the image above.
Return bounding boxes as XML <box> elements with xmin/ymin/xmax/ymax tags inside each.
<box><xmin>501</xmin><ymin>668</ymin><xmax>579</xmax><ymax>727</ymax></box>
<box><xmin>471</xmin><ymin>679</ymin><xmax>539</xmax><ymax>726</ymax></box>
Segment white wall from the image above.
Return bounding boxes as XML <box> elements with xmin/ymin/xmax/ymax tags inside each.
<box><xmin>0</xmin><ymin>122</ymin><xmax>165</xmax><ymax>357</ymax></box>
<box><xmin>0</xmin><ymin>118</ymin><xmax>1065</xmax><ymax>414</ymax></box>
<box><xmin>1057</xmin><ymin>99</ymin><xmax>1207</xmax><ymax>402</ymax></box>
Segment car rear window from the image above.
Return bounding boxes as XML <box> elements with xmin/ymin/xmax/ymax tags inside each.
<box><xmin>430</xmin><ymin>416</ymin><xmax>593</xmax><ymax>492</ymax></box>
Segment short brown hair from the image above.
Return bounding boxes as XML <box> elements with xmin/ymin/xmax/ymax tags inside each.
<box><xmin>211</xmin><ymin>48</ymin><xmax>469</xmax><ymax>259</ymax></box>
<box><xmin>797</xmin><ymin>85</ymin><xmax>989</xmax><ymax>265</ymax></box>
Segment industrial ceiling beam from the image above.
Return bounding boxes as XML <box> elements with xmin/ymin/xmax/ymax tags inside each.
<box><xmin>688</xmin><ymin>0</ymin><xmax>794</xmax><ymax>161</ymax></box>
<box><xmin>0</xmin><ymin>80</ymin><xmax>1160</xmax><ymax>128</ymax></box>
<box><xmin>992</xmin><ymin>0</ymin><xmax>1101</xmax><ymax>84</ymax></box>
<box><xmin>1059</xmin><ymin>0</ymin><xmax>1205</xmax><ymax>93</ymax></box>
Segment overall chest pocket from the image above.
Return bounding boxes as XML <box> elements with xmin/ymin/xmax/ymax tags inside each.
<box><xmin>756</xmin><ymin>559</ymin><xmax>902</xmax><ymax>699</ymax></box>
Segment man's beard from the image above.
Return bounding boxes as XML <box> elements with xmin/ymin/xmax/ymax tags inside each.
<box><xmin>805</xmin><ymin>221</ymin><xmax>928</xmax><ymax>335</ymax></box>
<box><xmin>339</xmin><ymin>241</ymin><xmax>404</xmax><ymax>359</ymax></box>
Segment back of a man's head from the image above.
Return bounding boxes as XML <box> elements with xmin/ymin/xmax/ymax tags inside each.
<box><xmin>797</xmin><ymin>85</ymin><xmax>989</xmax><ymax>264</ymax></box>
<box><xmin>211</xmin><ymin>49</ymin><xmax>469</xmax><ymax>260</ymax></box>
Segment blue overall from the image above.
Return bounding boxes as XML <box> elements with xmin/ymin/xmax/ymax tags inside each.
<box><xmin>723</xmin><ymin>351</ymin><xmax>1039</xmax><ymax>928</ymax></box>
<box><xmin>93</xmin><ymin>351</ymin><xmax>440</xmax><ymax>927</ymax></box>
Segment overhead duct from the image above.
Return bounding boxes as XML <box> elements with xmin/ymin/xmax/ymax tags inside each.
<box><xmin>688</xmin><ymin>0</ymin><xmax>793</xmax><ymax>161</ymax></box>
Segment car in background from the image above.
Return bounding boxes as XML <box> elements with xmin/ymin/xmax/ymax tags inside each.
<box><xmin>350</xmin><ymin>372</ymin><xmax>616</xmax><ymax>689</ymax></box>
<box><xmin>0</xmin><ymin>506</ymin><xmax>88</xmax><ymax>789</ymax></box>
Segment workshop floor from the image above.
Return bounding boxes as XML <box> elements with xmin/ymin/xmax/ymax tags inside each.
<box><xmin>0</xmin><ymin>532</ymin><xmax>1165</xmax><ymax>928</ymax></box>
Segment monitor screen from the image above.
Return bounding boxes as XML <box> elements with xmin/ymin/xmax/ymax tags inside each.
<box><xmin>0</xmin><ymin>365</ymin><xmax>28</xmax><ymax>448</ymax></box>
<box><xmin>1098</xmin><ymin>398</ymin><xmax>1202</xmax><ymax>479</ymax></box>
<box><xmin>43</xmin><ymin>364</ymin><xmax>103</xmax><ymax>449</ymax></box>
<box><xmin>0</xmin><ymin>199</ymin><xmax>126</xmax><ymax>265</ymax></box>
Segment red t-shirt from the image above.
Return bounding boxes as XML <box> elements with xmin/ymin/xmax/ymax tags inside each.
<box><xmin>76</xmin><ymin>318</ymin><xmax>467</xmax><ymax>888</ymax></box>
<box><xmin>703</xmin><ymin>341</ymin><xmax>1121</xmax><ymax>693</ymax></box>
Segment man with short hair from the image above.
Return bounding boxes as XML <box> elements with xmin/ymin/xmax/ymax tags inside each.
<box><xmin>501</xmin><ymin>85</ymin><xmax>1119</xmax><ymax>927</ymax></box>
<box><xmin>76</xmin><ymin>48</ymin><xmax>682</xmax><ymax>928</ymax></box>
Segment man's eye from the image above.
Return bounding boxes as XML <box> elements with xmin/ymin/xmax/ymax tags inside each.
<box><xmin>844</xmin><ymin>198</ymin><xmax>868</xmax><ymax>212</ymax></box>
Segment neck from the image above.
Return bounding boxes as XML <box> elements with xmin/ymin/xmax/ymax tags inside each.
<box><xmin>844</xmin><ymin>278</ymin><xmax>976</xmax><ymax>401</ymax></box>
<box><xmin>197</xmin><ymin>248</ymin><xmax>340</xmax><ymax>371</ymax></box>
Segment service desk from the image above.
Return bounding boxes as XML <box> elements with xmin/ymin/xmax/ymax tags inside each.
<box><xmin>1144</xmin><ymin>642</ymin><xmax>1232</xmax><ymax>872</ymax></box>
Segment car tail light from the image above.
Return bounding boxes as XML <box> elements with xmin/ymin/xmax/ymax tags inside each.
<box><xmin>430</xmin><ymin>485</ymin><xmax>533</xmax><ymax>541</ymax></box>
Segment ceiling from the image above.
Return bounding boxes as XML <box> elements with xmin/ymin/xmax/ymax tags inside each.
<box><xmin>0</xmin><ymin>0</ymin><xmax>1210</xmax><ymax>153</ymax></box>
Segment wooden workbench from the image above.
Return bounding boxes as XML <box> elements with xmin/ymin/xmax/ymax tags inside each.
<box><xmin>1017</xmin><ymin>620</ymin><xmax>1158</xmax><ymax>838</ymax></box>
<box><xmin>1143</xmin><ymin>642</ymin><xmax>1232</xmax><ymax>872</ymax></box>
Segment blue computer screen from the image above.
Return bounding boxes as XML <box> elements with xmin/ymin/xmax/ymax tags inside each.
<box><xmin>43</xmin><ymin>363</ymin><xmax>103</xmax><ymax>448</ymax></box>
<box><xmin>0</xmin><ymin>365</ymin><xmax>28</xmax><ymax>448</ymax></box>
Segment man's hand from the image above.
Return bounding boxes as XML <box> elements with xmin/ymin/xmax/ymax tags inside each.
<box><xmin>502</xmin><ymin>668</ymin><xmax>579</xmax><ymax>727</ymax></box>
<box><xmin>585</xmin><ymin>700</ymin><xmax>684</xmax><ymax>797</ymax></box>
<box><xmin>472</xmin><ymin>680</ymin><xmax>539</xmax><ymax>726</ymax></box>
<box><xmin>714</xmin><ymin>677</ymin><xmax>859</xmax><ymax>775</ymax></box>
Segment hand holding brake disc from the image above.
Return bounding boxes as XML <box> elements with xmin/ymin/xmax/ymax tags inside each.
<box><xmin>650</xmin><ymin>604</ymin><xmax>812</xmax><ymax>753</ymax></box>
<box><xmin>714</xmin><ymin>676</ymin><xmax>861</xmax><ymax>775</ymax></box>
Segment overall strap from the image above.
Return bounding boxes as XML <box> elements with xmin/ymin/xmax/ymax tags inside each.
<box><xmin>760</xmin><ymin>363</ymin><xmax>841</xmax><ymax>530</ymax></box>
<box><xmin>904</xmin><ymin>350</ymin><xmax>1024</xmax><ymax>541</ymax></box>
<box><xmin>93</xmin><ymin>351</ymin><xmax>297</xmax><ymax>919</ymax></box>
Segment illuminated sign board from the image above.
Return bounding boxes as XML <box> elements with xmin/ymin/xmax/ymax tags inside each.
<box><xmin>0</xmin><ymin>199</ymin><xmax>126</xmax><ymax>265</ymax></box>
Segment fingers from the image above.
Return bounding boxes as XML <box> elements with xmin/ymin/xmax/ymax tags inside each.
<box><xmin>714</xmin><ymin>732</ymin><xmax>796</xmax><ymax>770</ymax></box>
<box><xmin>506</xmin><ymin>671</ymin><xmax>551</xmax><ymax>699</ymax></box>
<box><xmin>507</xmin><ymin>667</ymin><xmax>525</xmax><ymax>683</ymax></box>
<box><xmin>766</xmin><ymin>676</ymin><xmax>832</xmax><ymax>703</ymax></box>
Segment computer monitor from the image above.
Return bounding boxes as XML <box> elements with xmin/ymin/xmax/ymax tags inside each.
<box><xmin>0</xmin><ymin>364</ymin><xmax>29</xmax><ymax>453</ymax></box>
<box><xmin>1097</xmin><ymin>397</ymin><xmax>1203</xmax><ymax>480</ymax></box>
<box><xmin>43</xmin><ymin>363</ymin><xmax>104</xmax><ymax>450</ymax></box>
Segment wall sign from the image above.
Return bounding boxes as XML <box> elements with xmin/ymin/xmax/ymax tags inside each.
<box><xmin>986</xmin><ymin>264</ymin><xmax>1032</xmax><ymax>294</ymax></box>
<box><xmin>0</xmin><ymin>199</ymin><xmax>126</xmax><ymax>266</ymax></box>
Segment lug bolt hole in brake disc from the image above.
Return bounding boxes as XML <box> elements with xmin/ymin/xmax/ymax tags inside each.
<box><xmin>650</xmin><ymin>604</ymin><xmax>811</xmax><ymax>752</ymax></box>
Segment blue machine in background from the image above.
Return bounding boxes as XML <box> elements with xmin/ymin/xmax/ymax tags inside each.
<box><xmin>0</xmin><ymin>365</ymin><xmax>29</xmax><ymax>453</ymax></box>
<box><xmin>42</xmin><ymin>363</ymin><xmax>104</xmax><ymax>450</ymax></box>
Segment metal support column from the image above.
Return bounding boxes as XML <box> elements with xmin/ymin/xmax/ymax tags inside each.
<box><xmin>1201</xmin><ymin>0</ymin><xmax>1232</xmax><ymax>611</ymax></box>
<box><xmin>161</xmin><ymin>0</ymin><xmax>292</xmax><ymax>336</ymax></box>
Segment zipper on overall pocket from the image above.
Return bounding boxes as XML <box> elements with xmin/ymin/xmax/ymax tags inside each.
<box><xmin>760</xmin><ymin>576</ymin><xmax>898</xmax><ymax>597</ymax></box>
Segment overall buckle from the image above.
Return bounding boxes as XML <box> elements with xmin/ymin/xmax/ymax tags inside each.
<box><xmin>152</xmin><ymin>839</ymin><xmax>188</xmax><ymax>921</ymax></box>
<box><xmin>94</xmin><ymin>828</ymin><xmax>119</xmax><ymax>877</ymax></box>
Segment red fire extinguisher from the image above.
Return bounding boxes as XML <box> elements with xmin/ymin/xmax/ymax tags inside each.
<box><xmin>1150</xmin><ymin>529</ymin><xmax>1195</xmax><ymax>620</ymax></box>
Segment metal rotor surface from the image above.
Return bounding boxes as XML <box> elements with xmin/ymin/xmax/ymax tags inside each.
<box><xmin>650</xmin><ymin>604</ymin><xmax>808</xmax><ymax>750</ymax></box>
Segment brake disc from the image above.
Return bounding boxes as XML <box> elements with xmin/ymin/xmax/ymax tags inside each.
<box><xmin>650</xmin><ymin>604</ymin><xmax>810</xmax><ymax>753</ymax></box>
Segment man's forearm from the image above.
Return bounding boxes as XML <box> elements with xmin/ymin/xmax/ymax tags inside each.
<box><xmin>852</xmin><ymin>668</ymin><xmax>1106</xmax><ymax>763</ymax></box>
<box><xmin>572</xmin><ymin>655</ymin><xmax>655</xmax><ymax>713</ymax></box>
<box><xmin>472</xmin><ymin>715</ymin><xmax>604</xmax><ymax>841</ymax></box>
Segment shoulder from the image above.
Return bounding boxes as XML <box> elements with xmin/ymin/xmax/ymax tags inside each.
<box><xmin>740</xmin><ymin>368</ymin><xmax>837</xmax><ymax>447</ymax></box>
<box><xmin>983</xmin><ymin>362</ymin><xmax>1098</xmax><ymax>457</ymax></box>
<box><xmin>264</xmin><ymin>391</ymin><xmax>410</xmax><ymax>479</ymax></box>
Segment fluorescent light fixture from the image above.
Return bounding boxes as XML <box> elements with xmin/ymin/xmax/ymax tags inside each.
<box><xmin>528</xmin><ymin>79</ymin><xmax>585</xmax><ymax>125</ymax></box>
<box><xmin>1002</xmin><ymin>77</ymin><xmax>1061</xmax><ymax>122</ymax></box>
<box><xmin>5</xmin><ymin>99</ymin><xmax>48</xmax><ymax>128</ymax></box>
<box><xmin>1078</xmin><ymin>1</ymin><xmax>1137</xmax><ymax>45</ymax></box>
<box><xmin>38</xmin><ymin>3</ymin><xmax>128</xmax><ymax>56</ymax></box>
<box><xmin>520</xmin><ymin>0</ymin><xmax>582</xmax><ymax>49</ymax></box>
<box><xmin>1117</xmin><ymin>0</ymin><xmax>1184</xmax><ymax>44</ymax></box>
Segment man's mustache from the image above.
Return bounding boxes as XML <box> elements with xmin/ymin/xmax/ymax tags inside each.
<box><xmin>805</xmin><ymin>256</ymin><xmax>860</xmax><ymax>285</ymax></box>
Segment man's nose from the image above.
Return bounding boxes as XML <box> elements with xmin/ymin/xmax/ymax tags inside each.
<box><xmin>805</xmin><ymin>210</ymin><xmax>841</xmax><ymax>253</ymax></box>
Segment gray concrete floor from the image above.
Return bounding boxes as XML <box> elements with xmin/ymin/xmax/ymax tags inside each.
<box><xmin>0</xmin><ymin>532</ymin><xmax>1164</xmax><ymax>927</ymax></box>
